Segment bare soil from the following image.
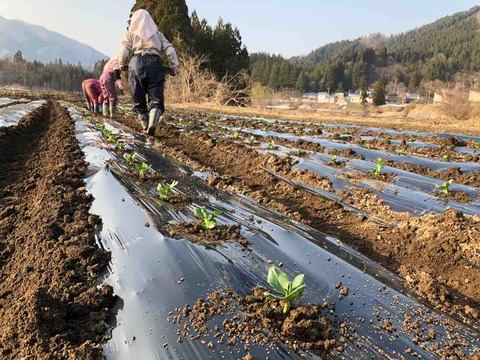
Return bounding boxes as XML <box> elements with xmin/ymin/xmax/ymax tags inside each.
<box><xmin>171</xmin><ymin>287</ymin><xmax>337</xmax><ymax>356</ymax></box>
<box><xmin>0</xmin><ymin>102</ymin><xmax>113</xmax><ymax>359</ymax></box>
<box><xmin>163</xmin><ymin>223</ymin><xmax>249</xmax><ymax>247</ymax></box>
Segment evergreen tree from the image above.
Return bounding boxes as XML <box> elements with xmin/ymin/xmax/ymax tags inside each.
<box><xmin>13</xmin><ymin>50</ymin><xmax>25</xmax><ymax>63</ymax></box>
<box><xmin>373</xmin><ymin>78</ymin><xmax>386</xmax><ymax>106</ymax></box>
<box><xmin>323</xmin><ymin>65</ymin><xmax>335</xmax><ymax>93</ymax></box>
<box><xmin>211</xmin><ymin>18</ymin><xmax>249</xmax><ymax>76</ymax></box>
<box><xmin>360</xmin><ymin>77</ymin><xmax>368</xmax><ymax>107</ymax></box>
<box><xmin>295</xmin><ymin>71</ymin><xmax>307</xmax><ymax>92</ymax></box>
<box><xmin>268</xmin><ymin>63</ymin><xmax>281</xmax><ymax>90</ymax></box>
<box><xmin>191</xmin><ymin>11</ymin><xmax>214</xmax><ymax>56</ymax></box>
<box><xmin>132</xmin><ymin>0</ymin><xmax>194</xmax><ymax>49</ymax></box>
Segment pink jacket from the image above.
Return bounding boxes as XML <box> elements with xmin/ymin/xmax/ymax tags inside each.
<box><xmin>102</xmin><ymin>56</ymin><xmax>120</xmax><ymax>75</ymax></box>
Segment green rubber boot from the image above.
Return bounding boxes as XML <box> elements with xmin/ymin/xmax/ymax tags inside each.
<box><xmin>102</xmin><ymin>103</ymin><xmax>109</xmax><ymax>117</ymax></box>
<box><xmin>147</xmin><ymin>108</ymin><xmax>162</xmax><ymax>136</ymax></box>
<box><xmin>138</xmin><ymin>112</ymin><xmax>148</xmax><ymax>131</ymax></box>
<box><xmin>110</xmin><ymin>104</ymin><xmax>117</xmax><ymax>120</ymax></box>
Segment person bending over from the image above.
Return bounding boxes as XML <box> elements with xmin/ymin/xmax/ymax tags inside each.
<box><xmin>82</xmin><ymin>79</ymin><xmax>103</xmax><ymax>114</ymax></box>
<box><xmin>100</xmin><ymin>55</ymin><xmax>124</xmax><ymax>119</ymax></box>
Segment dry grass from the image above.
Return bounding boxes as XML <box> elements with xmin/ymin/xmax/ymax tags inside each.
<box><xmin>439</xmin><ymin>85</ymin><xmax>471</xmax><ymax>120</ymax></box>
<box><xmin>166</xmin><ymin>55</ymin><xmax>250</xmax><ymax>106</ymax></box>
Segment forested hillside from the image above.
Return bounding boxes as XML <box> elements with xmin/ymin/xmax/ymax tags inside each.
<box><xmin>251</xmin><ymin>6</ymin><xmax>480</xmax><ymax>93</ymax></box>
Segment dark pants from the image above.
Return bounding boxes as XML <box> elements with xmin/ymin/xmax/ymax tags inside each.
<box><xmin>129</xmin><ymin>54</ymin><xmax>165</xmax><ymax>115</ymax></box>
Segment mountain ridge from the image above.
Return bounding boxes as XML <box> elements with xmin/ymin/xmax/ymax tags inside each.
<box><xmin>0</xmin><ymin>15</ymin><xmax>108</xmax><ymax>68</ymax></box>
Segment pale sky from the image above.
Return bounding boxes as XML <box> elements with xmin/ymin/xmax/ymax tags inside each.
<box><xmin>0</xmin><ymin>0</ymin><xmax>479</xmax><ymax>58</ymax></box>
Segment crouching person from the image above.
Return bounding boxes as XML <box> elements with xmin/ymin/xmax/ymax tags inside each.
<box><xmin>119</xmin><ymin>9</ymin><xmax>178</xmax><ymax>135</ymax></box>
<box><xmin>100</xmin><ymin>55</ymin><xmax>124</xmax><ymax>119</ymax></box>
<box><xmin>82</xmin><ymin>79</ymin><xmax>103</xmax><ymax>114</ymax></box>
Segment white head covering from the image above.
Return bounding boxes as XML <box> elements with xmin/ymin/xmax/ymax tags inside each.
<box><xmin>129</xmin><ymin>9</ymin><xmax>158</xmax><ymax>41</ymax></box>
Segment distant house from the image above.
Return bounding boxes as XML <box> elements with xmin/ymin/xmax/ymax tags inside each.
<box><xmin>348</xmin><ymin>94</ymin><xmax>373</xmax><ymax>104</ymax></box>
<box><xmin>402</xmin><ymin>93</ymin><xmax>421</xmax><ymax>104</ymax></box>
<box><xmin>433</xmin><ymin>92</ymin><xmax>444</xmax><ymax>104</ymax></box>
<box><xmin>348</xmin><ymin>94</ymin><xmax>362</xmax><ymax>104</ymax></box>
<box><xmin>469</xmin><ymin>91</ymin><xmax>480</xmax><ymax>102</ymax></box>
<box><xmin>317</xmin><ymin>92</ymin><xmax>337</xmax><ymax>103</ymax></box>
<box><xmin>386</xmin><ymin>95</ymin><xmax>399</xmax><ymax>103</ymax></box>
<box><xmin>302</xmin><ymin>92</ymin><xmax>319</xmax><ymax>102</ymax></box>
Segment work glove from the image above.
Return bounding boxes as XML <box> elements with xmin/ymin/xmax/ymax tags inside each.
<box><xmin>115</xmin><ymin>79</ymin><xmax>124</xmax><ymax>91</ymax></box>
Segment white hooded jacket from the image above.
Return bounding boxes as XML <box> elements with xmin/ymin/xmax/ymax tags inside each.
<box><xmin>119</xmin><ymin>9</ymin><xmax>179</xmax><ymax>68</ymax></box>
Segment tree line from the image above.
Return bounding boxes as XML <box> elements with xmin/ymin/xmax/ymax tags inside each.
<box><xmin>0</xmin><ymin>51</ymin><xmax>108</xmax><ymax>92</ymax></box>
<box><xmin>251</xmin><ymin>6</ymin><xmax>480</xmax><ymax>94</ymax></box>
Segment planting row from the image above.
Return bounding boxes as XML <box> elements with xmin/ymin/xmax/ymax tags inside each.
<box><xmin>108</xmin><ymin>108</ymin><xmax>480</xmax><ymax>331</ymax></box>
<box><xmin>67</xmin><ymin>104</ymin><xmax>480</xmax><ymax>359</ymax></box>
<box><xmin>159</xmin><ymin>113</ymin><xmax>480</xmax><ymax>217</ymax></box>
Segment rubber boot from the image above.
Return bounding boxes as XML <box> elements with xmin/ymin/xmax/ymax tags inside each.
<box><xmin>147</xmin><ymin>108</ymin><xmax>162</xmax><ymax>136</ymax></box>
<box><xmin>138</xmin><ymin>112</ymin><xmax>148</xmax><ymax>131</ymax></box>
<box><xmin>103</xmin><ymin>103</ymin><xmax>109</xmax><ymax>117</ymax></box>
<box><xmin>94</xmin><ymin>104</ymin><xmax>100</xmax><ymax>115</ymax></box>
<box><xmin>110</xmin><ymin>104</ymin><xmax>117</xmax><ymax>120</ymax></box>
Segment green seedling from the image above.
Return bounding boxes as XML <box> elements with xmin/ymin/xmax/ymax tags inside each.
<box><xmin>330</xmin><ymin>155</ymin><xmax>338</xmax><ymax>164</ymax></box>
<box><xmin>267</xmin><ymin>140</ymin><xmax>277</xmax><ymax>150</ymax></box>
<box><xmin>194</xmin><ymin>207</ymin><xmax>222</xmax><ymax>230</ymax></box>
<box><xmin>264</xmin><ymin>267</ymin><xmax>305</xmax><ymax>314</ymax></box>
<box><xmin>440</xmin><ymin>155</ymin><xmax>449</xmax><ymax>162</ymax></box>
<box><xmin>135</xmin><ymin>163</ymin><xmax>151</xmax><ymax>179</ymax></box>
<box><xmin>435</xmin><ymin>179</ymin><xmax>454</xmax><ymax>195</ymax></box>
<box><xmin>474</xmin><ymin>142</ymin><xmax>480</xmax><ymax>150</ymax></box>
<box><xmin>294</xmin><ymin>148</ymin><xmax>302</xmax><ymax>155</ymax></box>
<box><xmin>157</xmin><ymin>180</ymin><xmax>179</xmax><ymax>200</ymax></box>
<box><xmin>395</xmin><ymin>149</ymin><xmax>406</xmax><ymax>156</ymax></box>
<box><xmin>108</xmin><ymin>134</ymin><xmax>117</xmax><ymax>144</ymax></box>
<box><xmin>97</xmin><ymin>123</ymin><xmax>106</xmax><ymax>132</ymax></box>
<box><xmin>372</xmin><ymin>158</ymin><xmax>387</xmax><ymax>177</ymax></box>
<box><xmin>123</xmin><ymin>153</ymin><xmax>138</xmax><ymax>166</ymax></box>
<box><xmin>116</xmin><ymin>141</ymin><xmax>125</xmax><ymax>150</ymax></box>
<box><xmin>247</xmin><ymin>136</ymin><xmax>255</xmax><ymax>144</ymax></box>
<box><xmin>233</xmin><ymin>131</ymin><xmax>240</xmax><ymax>139</ymax></box>
<box><xmin>296</xmin><ymin>129</ymin><xmax>303</xmax><ymax>136</ymax></box>
<box><xmin>104</xmin><ymin>129</ymin><xmax>112</xmax><ymax>137</ymax></box>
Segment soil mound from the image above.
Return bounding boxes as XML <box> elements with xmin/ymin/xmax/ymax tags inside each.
<box><xmin>172</xmin><ymin>287</ymin><xmax>335</xmax><ymax>356</ymax></box>
<box><xmin>0</xmin><ymin>102</ymin><xmax>112</xmax><ymax>359</ymax></box>
<box><xmin>163</xmin><ymin>223</ymin><xmax>249</xmax><ymax>247</ymax></box>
